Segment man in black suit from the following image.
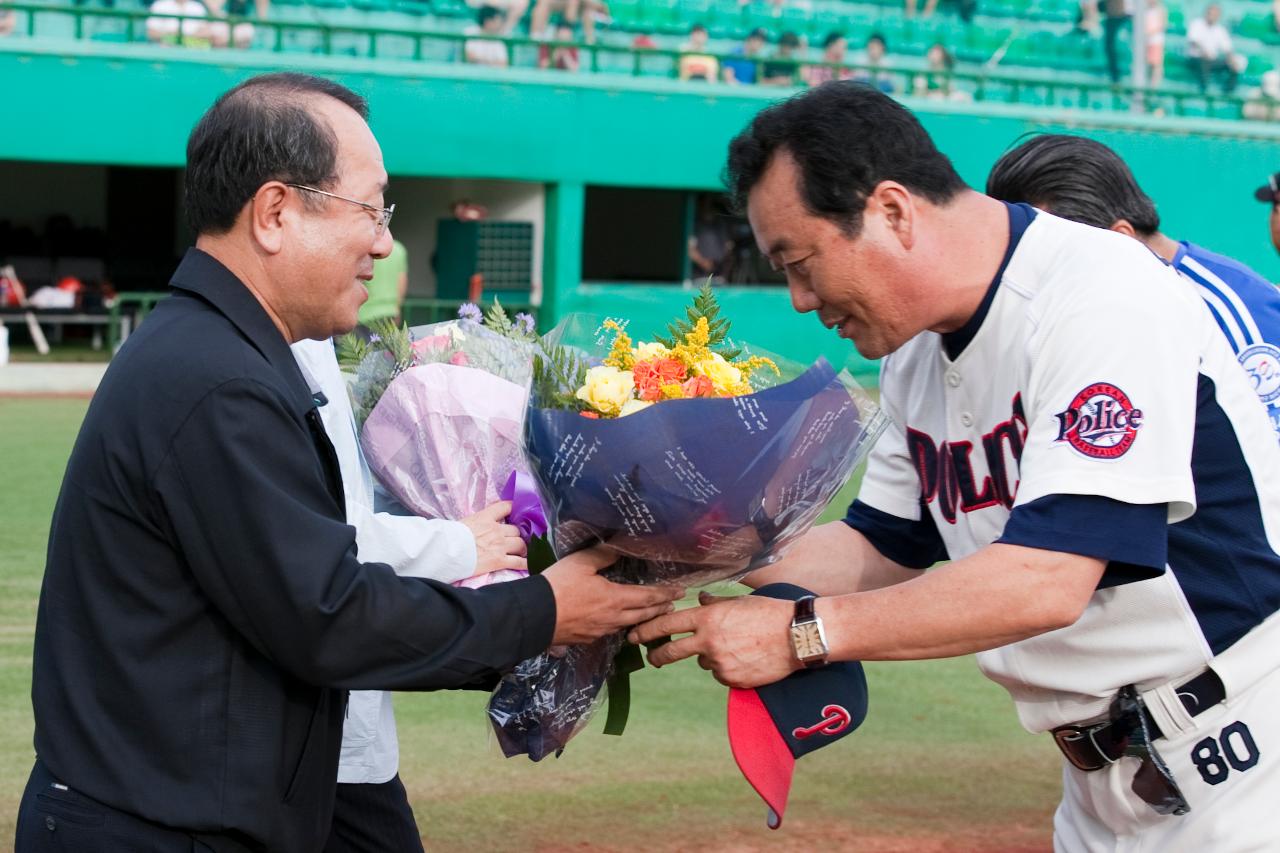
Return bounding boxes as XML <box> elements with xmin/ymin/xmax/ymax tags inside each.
<box><xmin>15</xmin><ymin>72</ymin><xmax>680</xmax><ymax>852</ymax></box>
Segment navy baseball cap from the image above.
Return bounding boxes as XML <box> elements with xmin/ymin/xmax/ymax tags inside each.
<box><xmin>726</xmin><ymin>583</ymin><xmax>868</xmax><ymax>829</ymax></box>
<box><xmin>1253</xmin><ymin>172</ymin><xmax>1280</xmax><ymax>203</ymax></box>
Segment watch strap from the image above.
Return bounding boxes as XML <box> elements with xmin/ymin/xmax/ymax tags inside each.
<box><xmin>793</xmin><ymin>595</ymin><xmax>816</xmax><ymax>624</ymax></box>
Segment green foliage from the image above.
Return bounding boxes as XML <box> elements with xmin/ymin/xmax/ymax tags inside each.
<box><xmin>334</xmin><ymin>332</ymin><xmax>373</xmax><ymax>370</ymax></box>
<box><xmin>531</xmin><ymin>339</ymin><xmax>590</xmax><ymax>410</ymax></box>
<box><xmin>339</xmin><ymin>318</ymin><xmax>417</xmax><ymax>428</ymax></box>
<box><xmin>655</xmin><ymin>282</ymin><xmax>741</xmax><ymax>360</ymax></box>
<box><xmin>336</xmin><ymin>317</ymin><xmax>413</xmax><ymax>371</ymax></box>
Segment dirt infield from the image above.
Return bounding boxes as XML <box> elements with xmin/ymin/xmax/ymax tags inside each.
<box><xmin>537</xmin><ymin>823</ymin><xmax>1052</xmax><ymax>853</ymax></box>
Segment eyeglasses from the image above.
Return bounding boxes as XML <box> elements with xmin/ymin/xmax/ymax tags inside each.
<box><xmin>286</xmin><ymin>183</ymin><xmax>395</xmax><ymax>236</ymax></box>
<box><xmin>1053</xmin><ymin>686</ymin><xmax>1190</xmax><ymax>816</ymax></box>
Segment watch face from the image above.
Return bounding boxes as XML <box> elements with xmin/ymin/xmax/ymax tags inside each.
<box><xmin>793</xmin><ymin>623</ymin><xmax>825</xmax><ymax>659</ymax></box>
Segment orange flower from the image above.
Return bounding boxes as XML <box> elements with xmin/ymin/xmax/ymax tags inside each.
<box><xmin>579</xmin><ymin>410</ymin><xmax>601</xmax><ymax>419</ymax></box>
<box><xmin>681</xmin><ymin>374</ymin><xmax>714</xmax><ymax>398</ymax></box>
<box><xmin>633</xmin><ymin>357</ymin><xmax>688</xmax><ymax>402</ymax></box>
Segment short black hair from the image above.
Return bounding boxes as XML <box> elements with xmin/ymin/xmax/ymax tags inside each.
<box><xmin>822</xmin><ymin>31</ymin><xmax>845</xmax><ymax>49</ymax></box>
<box><xmin>868</xmin><ymin>32</ymin><xmax>887</xmax><ymax>48</ymax></box>
<box><xmin>778</xmin><ymin>31</ymin><xmax>800</xmax><ymax>48</ymax></box>
<box><xmin>184</xmin><ymin>72</ymin><xmax>369</xmax><ymax>236</ymax></box>
<box><xmin>690</xmin><ymin>22</ymin><xmax>708</xmax><ymax>33</ymax></box>
<box><xmin>986</xmin><ymin>134</ymin><xmax>1160</xmax><ymax>235</ymax></box>
<box><xmin>747</xmin><ymin>27</ymin><xmax>769</xmax><ymax>41</ymax></box>
<box><xmin>477</xmin><ymin>4</ymin><xmax>503</xmax><ymax>25</ymax></box>
<box><xmin>724</xmin><ymin>82</ymin><xmax>968</xmax><ymax>234</ymax></box>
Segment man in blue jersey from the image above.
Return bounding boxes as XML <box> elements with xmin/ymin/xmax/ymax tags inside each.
<box><xmin>1252</xmin><ymin>171</ymin><xmax>1280</xmax><ymax>258</ymax></box>
<box><xmin>987</xmin><ymin>133</ymin><xmax>1280</xmax><ymax>440</ymax></box>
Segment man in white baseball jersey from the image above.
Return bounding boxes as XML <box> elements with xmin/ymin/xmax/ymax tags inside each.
<box><xmin>631</xmin><ymin>82</ymin><xmax>1280</xmax><ymax>849</ymax></box>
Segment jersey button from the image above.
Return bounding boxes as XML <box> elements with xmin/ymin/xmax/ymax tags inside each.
<box><xmin>960</xmin><ymin>412</ymin><xmax>974</xmax><ymax>427</ymax></box>
<box><xmin>946</xmin><ymin>372</ymin><xmax>961</xmax><ymax>388</ymax></box>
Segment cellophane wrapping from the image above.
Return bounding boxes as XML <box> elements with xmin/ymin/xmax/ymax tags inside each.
<box><xmin>488</xmin><ymin>314</ymin><xmax>888</xmax><ymax>760</ymax></box>
<box><xmin>351</xmin><ymin>319</ymin><xmax>538</xmax><ymax>588</ymax></box>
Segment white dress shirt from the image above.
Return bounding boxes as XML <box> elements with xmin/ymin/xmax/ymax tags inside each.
<box><xmin>292</xmin><ymin>338</ymin><xmax>477</xmax><ymax>785</ymax></box>
<box><xmin>1186</xmin><ymin>18</ymin><xmax>1233</xmax><ymax>60</ymax></box>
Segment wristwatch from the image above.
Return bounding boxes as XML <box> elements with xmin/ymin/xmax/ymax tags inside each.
<box><xmin>789</xmin><ymin>595</ymin><xmax>830</xmax><ymax>668</ymax></box>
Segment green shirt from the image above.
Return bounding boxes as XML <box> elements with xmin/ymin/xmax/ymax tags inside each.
<box><xmin>358</xmin><ymin>239</ymin><xmax>407</xmax><ymax>325</ymax></box>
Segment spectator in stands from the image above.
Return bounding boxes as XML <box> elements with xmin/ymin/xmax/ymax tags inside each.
<box><xmin>1186</xmin><ymin>3</ymin><xmax>1244</xmax><ymax>94</ymax></box>
<box><xmin>853</xmin><ymin>33</ymin><xmax>895</xmax><ymax>94</ymax></box>
<box><xmin>631</xmin><ymin>29</ymin><xmax>656</xmax><ymax>49</ymax></box>
<box><xmin>678</xmin><ymin>23</ymin><xmax>719</xmax><ymax>82</ymax></box>
<box><xmin>465</xmin><ymin>0</ymin><xmax>528</xmax><ymax>35</ymax></box>
<box><xmin>0</xmin><ymin>2</ymin><xmax>15</xmax><ymax>36</ymax></box>
<box><xmin>146</xmin><ymin>0</ymin><xmax>229</xmax><ymax>47</ymax></box>
<box><xmin>464</xmin><ymin>5</ymin><xmax>510</xmax><ymax>67</ymax></box>
<box><xmin>688</xmin><ymin>195</ymin><xmax>733</xmax><ymax>283</ymax></box>
<box><xmin>1146</xmin><ymin>0</ymin><xmax>1167</xmax><ymax>87</ymax></box>
<box><xmin>804</xmin><ymin>32</ymin><xmax>853</xmax><ymax>86</ymax></box>
<box><xmin>538</xmin><ymin>19</ymin><xmax>580</xmax><ymax>70</ymax></box>
<box><xmin>907</xmin><ymin>0</ymin><xmax>974</xmax><ymax>23</ymax></box>
<box><xmin>1102</xmin><ymin>0</ymin><xmax>1130</xmax><ymax>84</ymax></box>
<box><xmin>760</xmin><ymin>31</ymin><xmax>801</xmax><ymax>86</ymax></box>
<box><xmin>204</xmin><ymin>0</ymin><xmax>261</xmax><ymax>48</ymax></box>
<box><xmin>914</xmin><ymin>41</ymin><xmax>959</xmax><ymax>98</ymax></box>
<box><xmin>723</xmin><ymin>27</ymin><xmax>768</xmax><ymax>84</ymax></box>
<box><xmin>906</xmin><ymin>0</ymin><xmax>937</xmax><ymax>19</ymax></box>
<box><xmin>1075</xmin><ymin>0</ymin><xmax>1101</xmax><ymax>35</ymax></box>
<box><xmin>532</xmin><ymin>0</ymin><xmax>609</xmax><ymax>45</ymax></box>
<box><xmin>1253</xmin><ymin>171</ymin><xmax>1280</xmax><ymax>256</ymax></box>
<box><xmin>1244</xmin><ymin>70</ymin><xmax>1280</xmax><ymax>120</ymax></box>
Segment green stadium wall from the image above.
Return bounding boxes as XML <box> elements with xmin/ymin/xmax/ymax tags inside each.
<box><xmin>5</xmin><ymin>40</ymin><xmax>1280</xmax><ymax>377</ymax></box>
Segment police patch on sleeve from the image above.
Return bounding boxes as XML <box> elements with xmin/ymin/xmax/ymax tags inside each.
<box><xmin>1053</xmin><ymin>382</ymin><xmax>1145</xmax><ymax>459</ymax></box>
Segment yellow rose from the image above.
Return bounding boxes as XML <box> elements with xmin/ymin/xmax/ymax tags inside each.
<box><xmin>695</xmin><ymin>352</ymin><xmax>747</xmax><ymax>396</ymax></box>
<box><xmin>618</xmin><ymin>398</ymin><xmax>654</xmax><ymax>418</ymax></box>
<box><xmin>632</xmin><ymin>341</ymin><xmax>671</xmax><ymax>362</ymax></box>
<box><xmin>576</xmin><ymin>365</ymin><xmax>635</xmax><ymax>416</ymax></box>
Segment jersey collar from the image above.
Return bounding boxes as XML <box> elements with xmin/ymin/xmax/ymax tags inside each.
<box><xmin>941</xmin><ymin>202</ymin><xmax>1037</xmax><ymax>361</ymax></box>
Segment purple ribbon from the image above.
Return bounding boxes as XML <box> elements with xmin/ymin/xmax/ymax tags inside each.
<box><xmin>502</xmin><ymin>470</ymin><xmax>549</xmax><ymax>542</ymax></box>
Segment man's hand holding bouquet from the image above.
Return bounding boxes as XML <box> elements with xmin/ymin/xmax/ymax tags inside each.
<box><xmin>489</xmin><ymin>286</ymin><xmax>887</xmax><ymax>760</ymax></box>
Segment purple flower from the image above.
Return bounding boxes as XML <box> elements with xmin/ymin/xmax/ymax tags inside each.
<box><xmin>515</xmin><ymin>312</ymin><xmax>535</xmax><ymax>335</ymax></box>
<box><xmin>458</xmin><ymin>303</ymin><xmax>483</xmax><ymax>323</ymax></box>
<box><xmin>368</xmin><ymin>333</ymin><xmax>382</xmax><ymax>343</ymax></box>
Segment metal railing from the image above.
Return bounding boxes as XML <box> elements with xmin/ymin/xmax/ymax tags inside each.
<box><xmin>4</xmin><ymin>1</ymin><xmax>1267</xmax><ymax>119</ymax></box>
<box><xmin>107</xmin><ymin>290</ymin><xmax>168</xmax><ymax>351</ymax></box>
<box><xmin>100</xmin><ymin>293</ymin><xmax>535</xmax><ymax>351</ymax></box>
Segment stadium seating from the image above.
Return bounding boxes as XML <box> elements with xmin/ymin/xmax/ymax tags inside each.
<box><xmin>5</xmin><ymin>0</ymin><xmax>1279</xmax><ymax>118</ymax></box>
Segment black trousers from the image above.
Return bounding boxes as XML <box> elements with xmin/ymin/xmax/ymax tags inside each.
<box><xmin>1190</xmin><ymin>55</ymin><xmax>1239</xmax><ymax>93</ymax></box>
<box><xmin>1104</xmin><ymin>14</ymin><xmax>1129</xmax><ymax>83</ymax></box>
<box><xmin>322</xmin><ymin>777</ymin><xmax>424</xmax><ymax>853</ymax></box>
<box><xmin>15</xmin><ymin>760</ymin><xmax>216</xmax><ymax>852</ymax></box>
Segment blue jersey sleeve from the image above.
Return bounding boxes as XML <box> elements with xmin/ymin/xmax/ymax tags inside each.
<box><xmin>997</xmin><ymin>494</ymin><xmax>1167</xmax><ymax>589</ymax></box>
<box><xmin>843</xmin><ymin>499</ymin><xmax>949</xmax><ymax>569</ymax></box>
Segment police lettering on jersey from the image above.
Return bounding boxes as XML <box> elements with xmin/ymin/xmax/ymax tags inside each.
<box><xmin>908</xmin><ymin>394</ymin><xmax>1027</xmax><ymax>524</ymax></box>
<box><xmin>1053</xmin><ymin>382</ymin><xmax>1145</xmax><ymax>460</ymax></box>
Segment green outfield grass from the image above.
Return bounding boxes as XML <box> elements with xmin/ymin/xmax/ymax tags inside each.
<box><xmin>0</xmin><ymin>397</ymin><xmax>1060</xmax><ymax>850</ymax></box>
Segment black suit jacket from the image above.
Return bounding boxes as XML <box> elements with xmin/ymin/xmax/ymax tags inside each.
<box><xmin>31</xmin><ymin>249</ymin><xmax>556</xmax><ymax>851</ymax></box>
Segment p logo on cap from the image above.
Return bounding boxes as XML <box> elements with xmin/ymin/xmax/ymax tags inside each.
<box><xmin>726</xmin><ymin>583</ymin><xmax>869</xmax><ymax>829</ymax></box>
